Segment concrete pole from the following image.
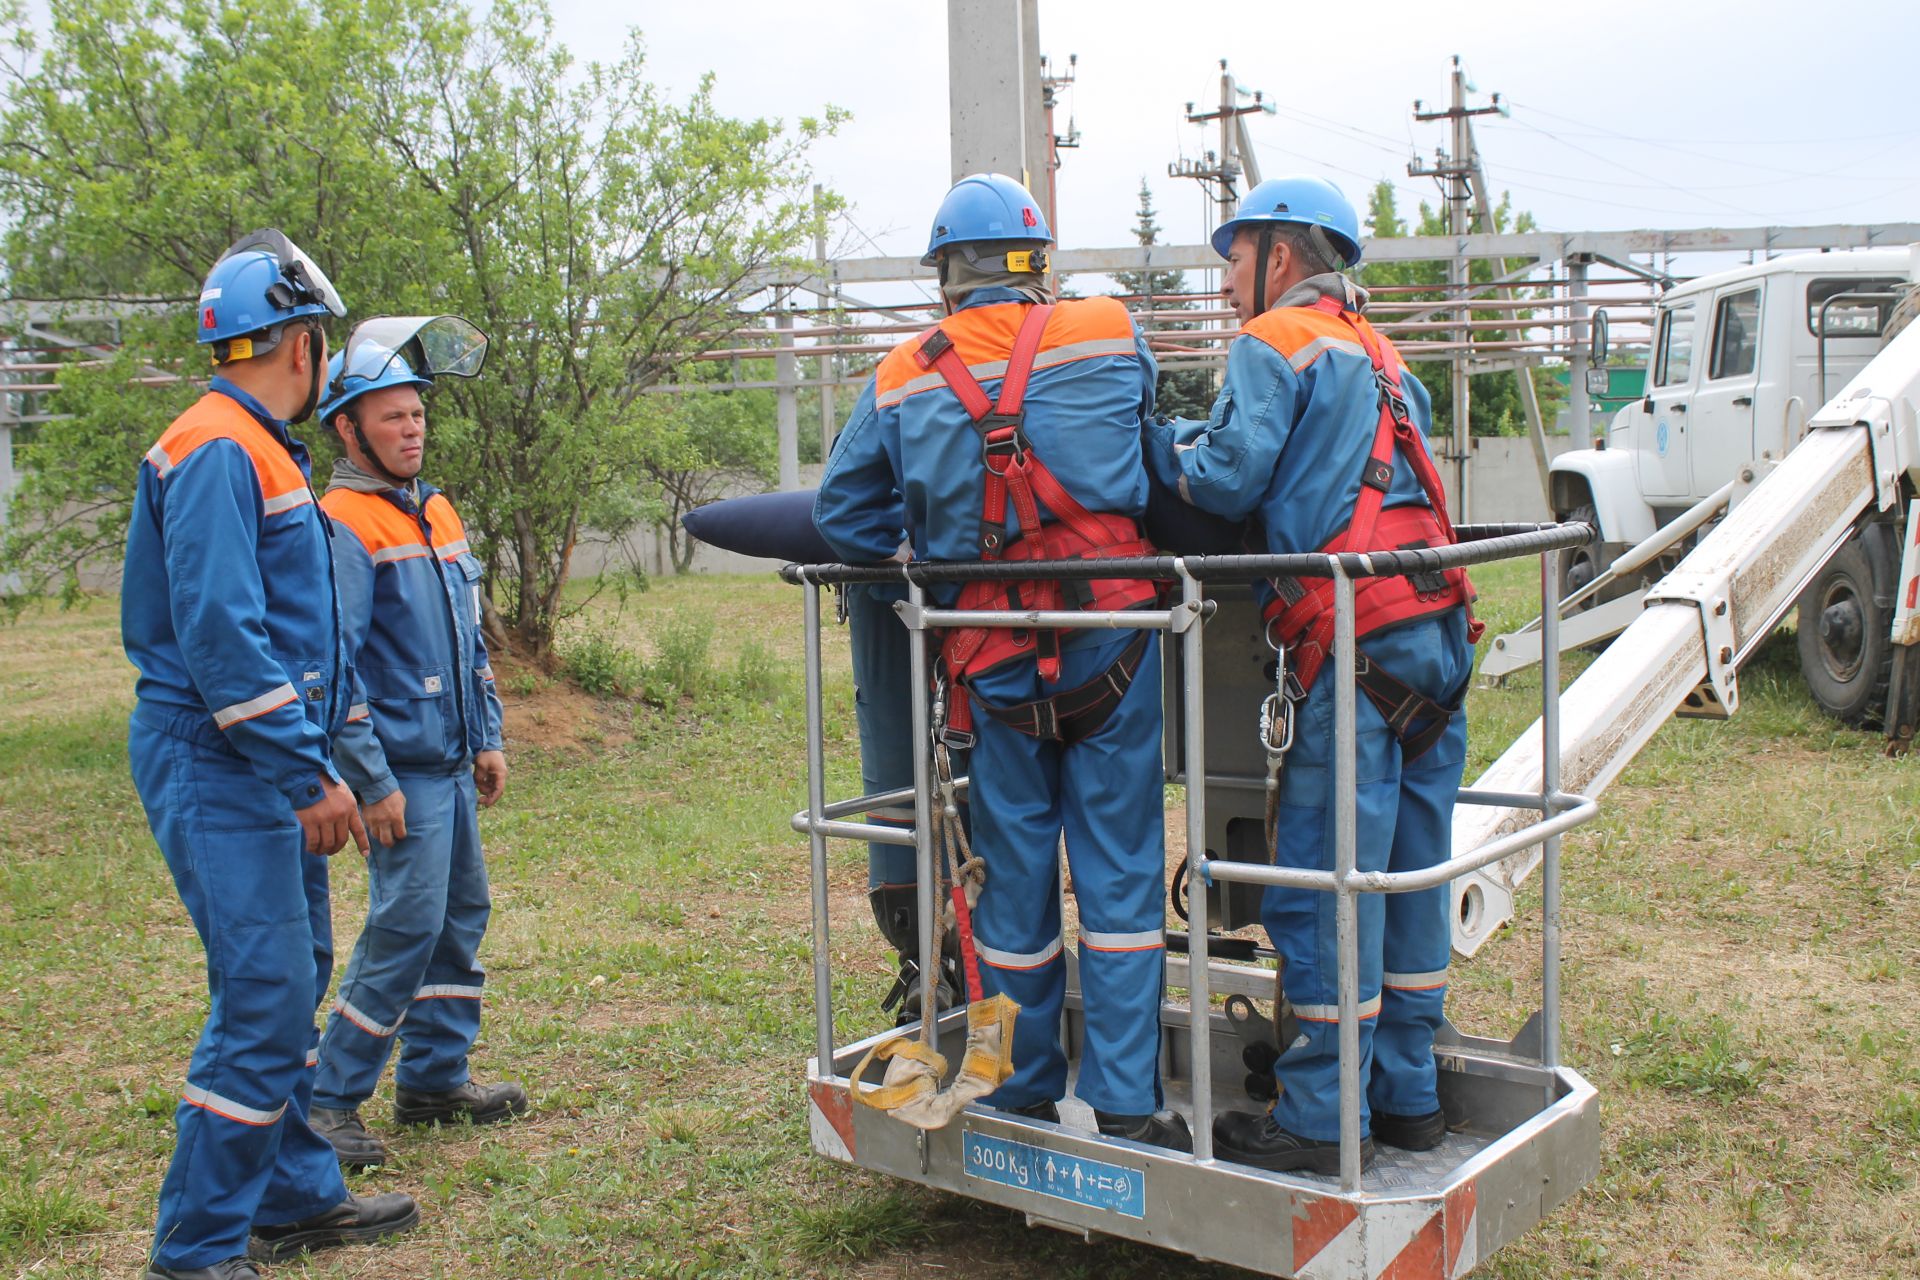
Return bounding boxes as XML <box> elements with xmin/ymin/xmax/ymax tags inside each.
<box><xmin>775</xmin><ymin>290</ymin><xmax>800</xmax><ymax>491</ymax></box>
<box><xmin>947</xmin><ymin>0</ymin><xmax>1046</xmax><ymax>208</ymax></box>
<box><xmin>1448</xmin><ymin>60</ymin><xmax>1472</xmax><ymax>521</ymax></box>
<box><xmin>1568</xmin><ymin>259</ymin><xmax>1593</xmax><ymax>449</ymax></box>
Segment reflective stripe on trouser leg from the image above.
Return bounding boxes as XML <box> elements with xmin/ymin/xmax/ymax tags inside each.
<box><xmin>849</xmin><ymin>584</ymin><xmax>924</xmax><ymax>892</ymax></box>
<box><xmin>396</xmin><ymin>771</ymin><xmax>493</xmax><ymax>1093</ymax></box>
<box><xmin>131</xmin><ymin>724</ymin><xmax>347</xmax><ymax>1269</ymax></box>
<box><xmin>1370</xmin><ymin>709</ymin><xmax>1467</xmax><ymax>1119</ymax></box>
<box><xmin>313</xmin><ymin>771</ymin><xmax>459</xmax><ymax>1110</ymax></box>
<box><xmin>1059</xmin><ymin>633</ymin><xmax>1166</xmax><ymax>1116</ymax></box>
<box><xmin>969</xmin><ymin>631</ymin><xmax>1164</xmax><ymax>1114</ymax></box>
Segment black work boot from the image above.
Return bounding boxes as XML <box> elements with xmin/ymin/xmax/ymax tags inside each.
<box><xmin>392</xmin><ymin>1078</ymin><xmax>529</xmax><ymax>1126</ymax></box>
<box><xmin>310</xmin><ymin>1105</ymin><xmax>388</xmax><ymax>1169</ymax></box>
<box><xmin>1372</xmin><ymin>1106</ymin><xmax>1447</xmax><ymax>1151</ymax></box>
<box><xmin>1095</xmin><ymin>1109</ymin><xmax>1194</xmax><ymax>1153</ymax></box>
<box><xmin>143</xmin><ymin>1261</ymin><xmax>261</xmax><ymax>1280</ymax></box>
<box><xmin>1003</xmin><ymin>1099</ymin><xmax>1061</xmax><ymax>1124</ymax></box>
<box><xmin>248</xmin><ymin>1192</ymin><xmax>419</xmax><ymax>1262</ymax></box>
<box><xmin>881</xmin><ymin>953</ymin><xmax>962</xmax><ymax>1028</ymax></box>
<box><xmin>1213</xmin><ymin>1109</ymin><xmax>1373</xmax><ymax>1175</ymax></box>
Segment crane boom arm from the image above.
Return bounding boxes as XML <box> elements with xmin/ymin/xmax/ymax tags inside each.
<box><xmin>1451</xmin><ymin>325</ymin><xmax>1920</xmax><ymax>956</ymax></box>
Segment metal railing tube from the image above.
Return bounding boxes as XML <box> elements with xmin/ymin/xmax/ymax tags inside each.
<box><xmin>906</xmin><ymin>581</ymin><xmax>936</xmax><ymax>1175</ymax></box>
<box><xmin>803</xmin><ymin>586</ymin><xmax>835</xmax><ymax>1077</ymax></box>
<box><xmin>1179</xmin><ymin>562</ymin><xmax>1216</xmax><ymax>1163</ymax></box>
<box><xmin>914</xmin><ymin>607</ymin><xmax>1180</xmax><ymax>631</ymax></box>
<box><xmin>1541</xmin><ymin>549</ymin><xmax>1565</xmax><ymax>1074</ymax></box>
<box><xmin>790</xmin><ymin>817</ymin><xmax>918</xmax><ymax>847</ymax></box>
<box><xmin>1332</xmin><ymin>561</ymin><xmax>1364</xmax><ymax>1192</ymax></box>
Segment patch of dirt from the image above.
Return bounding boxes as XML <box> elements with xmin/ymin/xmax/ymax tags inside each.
<box><xmin>493</xmin><ymin>653</ymin><xmax>633</xmax><ymax>755</ymax></box>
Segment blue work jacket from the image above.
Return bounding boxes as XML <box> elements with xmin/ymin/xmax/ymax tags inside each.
<box><xmin>814</xmin><ymin>287</ymin><xmax>1157</xmax><ymax>601</ymax></box>
<box><xmin>122</xmin><ymin>379</ymin><xmax>347</xmax><ymax>810</ymax></box>
<box><xmin>322</xmin><ymin>479</ymin><xmax>503</xmax><ymax>803</ymax></box>
<box><xmin>1146</xmin><ymin>275</ymin><xmax>1442</xmax><ymax>562</ymax></box>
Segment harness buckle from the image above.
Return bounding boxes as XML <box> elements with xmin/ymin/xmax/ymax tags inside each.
<box><xmin>1376</xmin><ymin>371</ymin><xmax>1411</xmax><ymax>424</ymax></box>
<box><xmin>977</xmin><ymin>414</ymin><xmax>1030</xmax><ymax>471</ymax></box>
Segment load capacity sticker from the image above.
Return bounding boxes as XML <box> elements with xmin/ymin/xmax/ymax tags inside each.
<box><xmin>962</xmin><ymin>1130</ymin><xmax>1146</xmax><ymax>1219</ymax></box>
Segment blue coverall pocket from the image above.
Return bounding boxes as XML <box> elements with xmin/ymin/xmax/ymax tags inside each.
<box><xmin>360</xmin><ymin>666</ymin><xmax>452</xmax><ymax>766</ymax></box>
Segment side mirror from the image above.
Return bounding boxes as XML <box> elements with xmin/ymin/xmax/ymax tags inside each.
<box><xmin>1586</xmin><ymin>367</ymin><xmax>1611</xmax><ymax>397</ymax></box>
<box><xmin>1589</xmin><ymin>307</ymin><xmax>1610</xmax><ymax>365</ymax></box>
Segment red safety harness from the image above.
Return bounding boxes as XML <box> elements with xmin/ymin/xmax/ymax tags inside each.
<box><xmin>1260</xmin><ymin>297</ymin><xmax>1484</xmax><ymax>759</ymax></box>
<box><xmin>913</xmin><ymin>303</ymin><xmax>1160</xmax><ymax>745</ymax></box>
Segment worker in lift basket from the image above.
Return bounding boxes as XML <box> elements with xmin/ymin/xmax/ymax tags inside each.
<box><xmin>123</xmin><ymin>230</ymin><xmax>418</xmax><ymax>1280</ymax></box>
<box><xmin>306</xmin><ymin>315</ymin><xmax>527</xmax><ymax>1171</ymax></box>
<box><xmin>1146</xmin><ymin>177</ymin><xmax>1482</xmax><ymax>1174</ymax></box>
<box><xmin>814</xmin><ymin>173</ymin><xmax>1190</xmax><ymax>1150</ymax></box>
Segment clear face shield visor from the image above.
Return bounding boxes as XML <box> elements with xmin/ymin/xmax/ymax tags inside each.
<box><xmin>338</xmin><ymin>315</ymin><xmax>490</xmax><ymax>390</ymax></box>
<box><xmin>218</xmin><ymin>228</ymin><xmax>348</xmax><ymax>319</ymax></box>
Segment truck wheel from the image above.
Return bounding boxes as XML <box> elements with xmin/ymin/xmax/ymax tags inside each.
<box><xmin>1558</xmin><ymin>504</ymin><xmax>1605</xmax><ymax>608</ymax></box>
<box><xmin>1796</xmin><ymin>529</ymin><xmax>1896</xmax><ymax>727</ymax></box>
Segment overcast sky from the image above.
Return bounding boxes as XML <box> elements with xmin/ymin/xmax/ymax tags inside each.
<box><xmin>554</xmin><ymin>0</ymin><xmax>1919</xmax><ymax>274</ymax></box>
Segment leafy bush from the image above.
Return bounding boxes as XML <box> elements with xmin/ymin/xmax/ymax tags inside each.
<box><xmin>560</xmin><ymin>632</ymin><xmax>645</xmax><ymax>698</ymax></box>
<box><xmin>644</xmin><ymin>611</ymin><xmax>717</xmax><ymax>704</ymax></box>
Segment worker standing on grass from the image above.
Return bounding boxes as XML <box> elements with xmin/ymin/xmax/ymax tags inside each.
<box><xmin>1147</xmin><ymin>177</ymin><xmax>1480</xmax><ymax>1174</ymax></box>
<box><xmin>123</xmin><ymin>231</ymin><xmax>418</xmax><ymax>1280</ymax></box>
<box><xmin>305</xmin><ymin>316</ymin><xmax>526</xmax><ymax>1170</ymax></box>
<box><xmin>815</xmin><ymin>174</ymin><xmax>1189</xmax><ymax>1150</ymax></box>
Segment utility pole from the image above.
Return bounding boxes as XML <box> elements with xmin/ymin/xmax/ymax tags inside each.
<box><xmin>1168</xmin><ymin>59</ymin><xmax>1274</xmax><ymax>222</ymax></box>
<box><xmin>1039</xmin><ymin>53</ymin><xmax>1080</xmax><ymax>236</ymax></box>
<box><xmin>1410</xmin><ymin>56</ymin><xmax>1504</xmax><ymax>520</ymax></box>
<box><xmin>811</xmin><ymin>183</ymin><xmax>837</xmax><ymax>468</ymax></box>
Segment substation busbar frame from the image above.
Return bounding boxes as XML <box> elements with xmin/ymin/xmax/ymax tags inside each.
<box><xmin>785</xmin><ymin>520</ymin><xmax>1598</xmax><ymax>1261</ymax></box>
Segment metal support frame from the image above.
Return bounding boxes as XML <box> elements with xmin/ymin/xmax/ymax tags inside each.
<box><xmin>788</xmin><ymin>522</ymin><xmax>1599</xmax><ymax>1275</ymax></box>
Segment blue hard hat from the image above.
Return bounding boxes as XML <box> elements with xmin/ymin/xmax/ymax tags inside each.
<box><xmin>1211</xmin><ymin>176</ymin><xmax>1363</xmax><ymax>269</ymax></box>
<box><xmin>922</xmin><ymin>173</ymin><xmax>1052</xmax><ymax>267</ymax></box>
<box><xmin>319</xmin><ymin>315</ymin><xmax>489</xmax><ymax>425</ymax></box>
<box><xmin>197</xmin><ymin>229</ymin><xmax>346</xmax><ymax>347</ymax></box>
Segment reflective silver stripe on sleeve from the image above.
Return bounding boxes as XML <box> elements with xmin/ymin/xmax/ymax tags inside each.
<box><xmin>212</xmin><ymin>683</ymin><xmax>298</xmax><ymax>729</ymax></box>
<box><xmin>867</xmin><ymin>805</ymin><xmax>916</xmax><ymax>825</ymax></box>
<box><xmin>436</xmin><ymin>538</ymin><xmax>471</xmax><ymax>558</ymax></box>
<box><xmin>1030</xmin><ymin>336</ymin><xmax>1138</xmax><ymax>370</ymax></box>
<box><xmin>977</xmin><ymin>936</ymin><xmax>1064</xmax><ymax>970</ymax></box>
<box><xmin>476</xmin><ymin>666</ymin><xmax>495</xmax><ymax>682</ymax></box>
<box><xmin>261</xmin><ymin>489</ymin><xmax>313</xmax><ymax>517</ymax></box>
<box><xmin>1286</xmin><ymin>335</ymin><xmax>1367</xmax><ymax>372</ymax></box>
<box><xmin>414</xmin><ymin>984</ymin><xmax>484</xmax><ymax>1000</ymax></box>
<box><xmin>182</xmin><ymin>1083</ymin><xmax>286</xmax><ymax>1126</ymax></box>
<box><xmin>333</xmin><ymin>998</ymin><xmax>403</xmax><ymax>1037</ymax></box>
<box><xmin>346</xmin><ymin>702</ymin><xmax>370</xmax><ymax>722</ymax></box>
<box><xmin>1383</xmin><ymin>969</ymin><xmax>1450</xmax><ymax>990</ymax></box>
<box><xmin>876</xmin><ymin>359</ymin><xmax>1011</xmax><ymax>408</ymax></box>
<box><xmin>1177</xmin><ymin>475</ymin><xmax>1194</xmax><ymax>504</ymax></box>
<box><xmin>305</xmin><ymin>1048</ymin><xmax>319</xmax><ymax>1068</ymax></box>
<box><xmin>1079</xmin><ymin>928</ymin><xmax>1165</xmax><ymax>952</ymax></box>
<box><xmin>145</xmin><ymin>444</ymin><xmax>175</xmax><ymax>478</ymax></box>
<box><xmin>1293</xmin><ymin>994</ymin><xmax>1383</xmax><ymax>1023</ymax></box>
<box><xmin>370</xmin><ymin>542</ymin><xmax>431</xmax><ymax>565</ymax></box>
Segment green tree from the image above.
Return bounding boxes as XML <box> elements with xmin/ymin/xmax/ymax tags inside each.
<box><xmin>1357</xmin><ymin>180</ymin><xmax>1565</xmax><ymax>439</ymax></box>
<box><xmin>0</xmin><ymin>0</ymin><xmax>837</xmax><ymax>656</ymax></box>
<box><xmin>1109</xmin><ymin>180</ymin><xmax>1214</xmax><ymax>419</ymax></box>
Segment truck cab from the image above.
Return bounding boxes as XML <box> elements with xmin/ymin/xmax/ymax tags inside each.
<box><xmin>1549</xmin><ymin>248</ymin><xmax>1916</xmax><ymax>593</ymax></box>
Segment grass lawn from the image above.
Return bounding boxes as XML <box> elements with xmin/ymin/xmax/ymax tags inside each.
<box><xmin>0</xmin><ymin>561</ymin><xmax>1916</xmax><ymax>1278</ymax></box>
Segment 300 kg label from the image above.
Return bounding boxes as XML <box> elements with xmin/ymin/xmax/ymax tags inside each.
<box><xmin>962</xmin><ymin>1130</ymin><xmax>1146</xmax><ymax>1219</ymax></box>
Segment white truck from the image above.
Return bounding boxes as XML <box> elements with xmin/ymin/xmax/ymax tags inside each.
<box><xmin>1486</xmin><ymin>246</ymin><xmax>1920</xmax><ymax>735</ymax></box>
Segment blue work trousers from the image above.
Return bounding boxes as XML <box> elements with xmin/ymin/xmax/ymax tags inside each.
<box><xmin>130</xmin><ymin>708</ymin><xmax>348</xmax><ymax>1271</ymax></box>
<box><xmin>970</xmin><ymin>632</ymin><xmax>1167</xmax><ymax>1117</ymax></box>
<box><xmin>1263</xmin><ymin>613</ymin><xmax>1471</xmax><ymax>1142</ymax></box>
<box><xmin>313</xmin><ymin>770</ymin><xmax>490</xmax><ymax>1108</ymax></box>
<box><xmin>848</xmin><ymin>584</ymin><xmax>920</xmax><ymax>892</ymax></box>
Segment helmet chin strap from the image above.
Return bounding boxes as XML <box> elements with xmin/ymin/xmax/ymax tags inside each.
<box><xmin>289</xmin><ymin>321</ymin><xmax>325</xmax><ymax>425</ymax></box>
<box><xmin>345</xmin><ymin>409</ymin><xmax>414</xmax><ymax>489</ymax></box>
<box><xmin>1253</xmin><ymin>225</ymin><xmax>1275</xmax><ymax>317</ymax></box>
